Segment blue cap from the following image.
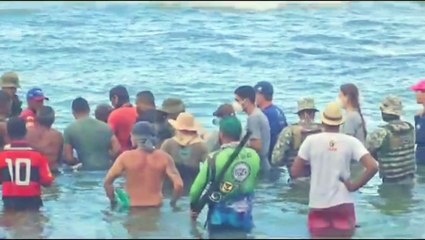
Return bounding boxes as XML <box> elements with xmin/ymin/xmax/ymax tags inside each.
<box><xmin>132</xmin><ymin>121</ymin><xmax>156</xmax><ymax>137</ymax></box>
<box><xmin>26</xmin><ymin>88</ymin><xmax>49</xmax><ymax>101</ymax></box>
<box><xmin>254</xmin><ymin>81</ymin><xmax>274</xmax><ymax>97</ymax></box>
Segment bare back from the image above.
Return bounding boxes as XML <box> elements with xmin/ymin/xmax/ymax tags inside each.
<box><xmin>27</xmin><ymin>126</ymin><xmax>64</xmax><ymax>172</ymax></box>
<box><xmin>111</xmin><ymin>149</ymin><xmax>183</xmax><ymax>207</ymax></box>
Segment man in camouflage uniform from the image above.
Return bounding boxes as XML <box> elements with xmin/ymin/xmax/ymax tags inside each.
<box><xmin>365</xmin><ymin>96</ymin><xmax>416</xmax><ymax>183</ymax></box>
<box><xmin>271</xmin><ymin>97</ymin><xmax>322</xmax><ymax>178</ymax></box>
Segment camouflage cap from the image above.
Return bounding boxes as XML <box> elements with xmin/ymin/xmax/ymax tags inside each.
<box><xmin>1</xmin><ymin>72</ymin><xmax>20</xmax><ymax>88</ymax></box>
<box><xmin>296</xmin><ymin>97</ymin><xmax>318</xmax><ymax>113</ymax></box>
<box><xmin>380</xmin><ymin>96</ymin><xmax>403</xmax><ymax>116</ymax></box>
<box><xmin>160</xmin><ymin>98</ymin><xmax>185</xmax><ymax>115</ymax></box>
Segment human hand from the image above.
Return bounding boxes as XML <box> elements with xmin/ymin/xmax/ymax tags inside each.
<box><xmin>339</xmin><ymin>176</ymin><xmax>358</xmax><ymax>192</ymax></box>
<box><xmin>190</xmin><ymin>210</ymin><xmax>199</xmax><ymax>221</ymax></box>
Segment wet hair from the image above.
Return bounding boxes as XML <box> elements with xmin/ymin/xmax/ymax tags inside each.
<box><xmin>0</xmin><ymin>90</ymin><xmax>11</xmax><ymax>108</ymax></box>
<box><xmin>109</xmin><ymin>85</ymin><xmax>130</xmax><ymax>107</ymax></box>
<box><xmin>136</xmin><ymin>91</ymin><xmax>155</xmax><ymax>108</ymax></box>
<box><xmin>95</xmin><ymin>104</ymin><xmax>112</xmax><ymax>122</ymax></box>
<box><xmin>340</xmin><ymin>83</ymin><xmax>367</xmax><ymax>137</ymax></box>
<box><xmin>72</xmin><ymin>97</ymin><xmax>90</xmax><ymax>114</ymax></box>
<box><xmin>36</xmin><ymin>106</ymin><xmax>55</xmax><ymax>128</ymax></box>
<box><xmin>234</xmin><ymin>86</ymin><xmax>256</xmax><ymax>104</ymax></box>
<box><xmin>7</xmin><ymin>117</ymin><xmax>26</xmax><ymax>140</ymax></box>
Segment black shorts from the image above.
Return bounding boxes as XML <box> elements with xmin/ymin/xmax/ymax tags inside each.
<box><xmin>3</xmin><ymin>197</ymin><xmax>43</xmax><ymax>211</ymax></box>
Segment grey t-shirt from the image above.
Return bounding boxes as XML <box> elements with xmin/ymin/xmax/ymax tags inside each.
<box><xmin>247</xmin><ymin>108</ymin><xmax>271</xmax><ymax>171</ymax></box>
<box><xmin>340</xmin><ymin>111</ymin><xmax>366</xmax><ymax>144</ymax></box>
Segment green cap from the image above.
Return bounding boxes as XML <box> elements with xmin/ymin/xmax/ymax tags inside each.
<box><xmin>160</xmin><ymin>98</ymin><xmax>185</xmax><ymax>115</ymax></box>
<box><xmin>380</xmin><ymin>95</ymin><xmax>403</xmax><ymax>116</ymax></box>
<box><xmin>219</xmin><ymin>116</ymin><xmax>242</xmax><ymax>140</ymax></box>
<box><xmin>296</xmin><ymin>97</ymin><xmax>318</xmax><ymax>113</ymax></box>
<box><xmin>1</xmin><ymin>72</ymin><xmax>20</xmax><ymax>88</ymax></box>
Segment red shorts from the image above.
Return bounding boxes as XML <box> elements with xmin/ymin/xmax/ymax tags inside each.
<box><xmin>308</xmin><ymin>203</ymin><xmax>356</xmax><ymax>238</ymax></box>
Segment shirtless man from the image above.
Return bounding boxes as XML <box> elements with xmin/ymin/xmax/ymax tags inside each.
<box><xmin>0</xmin><ymin>91</ymin><xmax>12</xmax><ymax>149</ymax></box>
<box><xmin>104</xmin><ymin>121</ymin><xmax>183</xmax><ymax>208</ymax></box>
<box><xmin>27</xmin><ymin>106</ymin><xmax>63</xmax><ymax>174</ymax></box>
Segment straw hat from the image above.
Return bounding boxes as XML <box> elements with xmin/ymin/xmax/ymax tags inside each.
<box><xmin>168</xmin><ymin>112</ymin><xmax>199</xmax><ymax>132</ymax></box>
<box><xmin>321</xmin><ymin>102</ymin><xmax>345</xmax><ymax>126</ymax></box>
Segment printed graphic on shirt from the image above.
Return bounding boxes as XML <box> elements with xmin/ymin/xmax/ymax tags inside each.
<box><xmin>328</xmin><ymin>140</ymin><xmax>337</xmax><ymax>152</ymax></box>
<box><xmin>232</xmin><ymin>162</ymin><xmax>251</xmax><ymax>182</ymax></box>
<box><xmin>220</xmin><ymin>181</ymin><xmax>234</xmax><ymax>193</ymax></box>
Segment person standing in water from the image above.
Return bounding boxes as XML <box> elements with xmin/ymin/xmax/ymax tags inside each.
<box><xmin>161</xmin><ymin>112</ymin><xmax>208</xmax><ymax>191</ymax></box>
<box><xmin>108</xmin><ymin>85</ymin><xmax>138</xmax><ymax>152</ymax></box>
<box><xmin>26</xmin><ymin>106</ymin><xmax>64</xmax><ymax>175</ymax></box>
<box><xmin>95</xmin><ymin>104</ymin><xmax>113</xmax><ymax>123</ymax></box>
<box><xmin>0</xmin><ymin>91</ymin><xmax>12</xmax><ymax>150</ymax></box>
<box><xmin>20</xmin><ymin>88</ymin><xmax>49</xmax><ymax>128</ymax></box>
<box><xmin>254</xmin><ymin>81</ymin><xmax>287</xmax><ymax>160</ymax></box>
<box><xmin>1</xmin><ymin>72</ymin><xmax>22</xmax><ymax>118</ymax></box>
<box><xmin>411</xmin><ymin>80</ymin><xmax>425</xmax><ymax>165</ymax></box>
<box><xmin>291</xmin><ymin>102</ymin><xmax>378</xmax><ymax>238</ymax></box>
<box><xmin>64</xmin><ymin>97</ymin><xmax>121</xmax><ymax>171</ymax></box>
<box><xmin>190</xmin><ymin>117</ymin><xmax>260</xmax><ymax>239</ymax></box>
<box><xmin>338</xmin><ymin>83</ymin><xmax>367</xmax><ymax>144</ymax></box>
<box><xmin>271</xmin><ymin>98</ymin><xmax>322</xmax><ymax>180</ymax></box>
<box><xmin>206</xmin><ymin>103</ymin><xmax>236</xmax><ymax>152</ymax></box>
<box><xmin>365</xmin><ymin>96</ymin><xmax>415</xmax><ymax>183</ymax></box>
<box><xmin>0</xmin><ymin>117</ymin><xmax>54</xmax><ymax>211</ymax></box>
<box><xmin>104</xmin><ymin>121</ymin><xmax>183</xmax><ymax>208</ymax></box>
<box><xmin>234</xmin><ymin>86</ymin><xmax>271</xmax><ymax>174</ymax></box>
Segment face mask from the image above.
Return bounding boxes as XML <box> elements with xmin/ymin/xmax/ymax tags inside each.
<box><xmin>212</xmin><ymin>117</ymin><xmax>221</xmax><ymax>126</ymax></box>
<box><xmin>232</xmin><ymin>101</ymin><xmax>243</xmax><ymax>113</ymax></box>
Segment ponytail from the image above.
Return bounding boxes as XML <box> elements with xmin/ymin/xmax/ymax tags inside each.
<box><xmin>357</xmin><ymin>104</ymin><xmax>367</xmax><ymax>138</ymax></box>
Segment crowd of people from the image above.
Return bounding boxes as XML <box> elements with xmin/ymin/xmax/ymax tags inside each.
<box><xmin>0</xmin><ymin>70</ymin><xmax>424</xmax><ymax>238</ymax></box>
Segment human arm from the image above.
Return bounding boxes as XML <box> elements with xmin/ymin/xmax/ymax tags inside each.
<box><xmin>109</xmin><ymin>135</ymin><xmax>122</xmax><ymax>161</ymax></box>
<box><xmin>39</xmin><ymin>154</ymin><xmax>54</xmax><ymax>187</ymax></box>
<box><xmin>247</xmin><ymin>116</ymin><xmax>263</xmax><ymax>153</ymax></box>
<box><xmin>189</xmin><ymin>156</ymin><xmax>210</xmax><ymax>220</ymax></box>
<box><xmin>341</xmin><ymin>139</ymin><xmax>378</xmax><ymax>192</ymax></box>
<box><xmin>107</xmin><ymin>111</ymin><xmax>119</xmax><ymax>136</ymax></box>
<box><xmin>165</xmin><ymin>155</ymin><xmax>183</xmax><ymax>207</ymax></box>
<box><xmin>104</xmin><ymin>154</ymin><xmax>125</xmax><ymax>204</ymax></box>
<box><xmin>365</xmin><ymin>128</ymin><xmax>386</xmax><ymax>156</ymax></box>
<box><xmin>291</xmin><ymin>137</ymin><xmax>311</xmax><ymax>178</ymax></box>
<box><xmin>63</xmin><ymin>128</ymin><xmax>79</xmax><ymax>165</ymax></box>
<box><xmin>271</xmin><ymin>127</ymin><xmax>292</xmax><ymax>166</ymax></box>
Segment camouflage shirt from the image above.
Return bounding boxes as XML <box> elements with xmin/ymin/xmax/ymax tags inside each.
<box><xmin>271</xmin><ymin>126</ymin><xmax>293</xmax><ymax>166</ymax></box>
<box><xmin>365</xmin><ymin>128</ymin><xmax>388</xmax><ymax>154</ymax></box>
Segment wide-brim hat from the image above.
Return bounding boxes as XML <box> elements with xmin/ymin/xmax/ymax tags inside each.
<box><xmin>1</xmin><ymin>72</ymin><xmax>21</xmax><ymax>88</ymax></box>
<box><xmin>321</xmin><ymin>102</ymin><xmax>345</xmax><ymax>126</ymax></box>
<box><xmin>380</xmin><ymin>96</ymin><xmax>403</xmax><ymax>116</ymax></box>
<box><xmin>159</xmin><ymin>98</ymin><xmax>185</xmax><ymax>115</ymax></box>
<box><xmin>168</xmin><ymin>112</ymin><xmax>199</xmax><ymax>132</ymax></box>
<box><xmin>295</xmin><ymin>97</ymin><xmax>319</xmax><ymax>114</ymax></box>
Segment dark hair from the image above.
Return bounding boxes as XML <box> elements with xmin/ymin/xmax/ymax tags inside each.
<box><xmin>234</xmin><ymin>86</ymin><xmax>256</xmax><ymax>103</ymax></box>
<box><xmin>109</xmin><ymin>85</ymin><xmax>130</xmax><ymax>107</ymax></box>
<box><xmin>7</xmin><ymin>117</ymin><xmax>26</xmax><ymax>140</ymax></box>
<box><xmin>95</xmin><ymin>104</ymin><xmax>112</xmax><ymax>122</ymax></box>
<box><xmin>0</xmin><ymin>90</ymin><xmax>11</xmax><ymax>107</ymax></box>
<box><xmin>37</xmin><ymin>106</ymin><xmax>55</xmax><ymax>128</ymax></box>
<box><xmin>72</xmin><ymin>97</ymin><xmax>90</xmax><ymax>113</ymax></box>
<box><xmin>136</xmin><ymin>91</ymin><xmax>155</xmax><ymax>107</ymax></box>
<box><xmin>340</xmin><ymin>83</ymin><xmax>367</xmax><ymax>137</ymax></box>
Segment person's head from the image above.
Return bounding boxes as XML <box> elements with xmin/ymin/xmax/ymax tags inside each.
<box><xmin>411</xmin><ymin>80</ymin><xmax>425</xmax><ymax>105</ymax></box>
<box><xmin>296</xmin><ymin>97</ymin><xmax>318</xmax><ymax>122</ymax></box>
<box><xmin>26</xmin><ymin>88</ymin><xmax>49</xmax><ymax>112</ymax></box>
<box><xmin>36</xmin><ymin>106</ymin><xmax>55</xmax><ymax>128</ymax></box>
<box><xmin>212</xmin><ymin>103</ymin><xmax>235</xmax><ymax>126</ymax></box>
<box><xmin>219</xmin><ymin>116</ymin><xmax>242</xmax><ymax>144</ymax></box>
<box><xmin>72</xmin><ymin>97</ymin><xmax>90</xmax><ymax>119</ymax></box>
<box><xmin>160</xmin><ymin>98</ymin><xmax>185</xmax><ymax>120</ymax></box>
<box><xmin>95</xmin><ymin>104</ymin><xmax>112</xmax><ymax>123</ymax></box>
<box><xmin>168</xmin><ymin>112</ymin><xmax>199</xmax><ymax>136</ymax></box>
<box><xmin>380</xmin><ymin>96</ymin><xmax>402</xmax><ymax>122</ymax></box>
<box><xmin>1</xmin><ymin>72</ymin><xmax>20</xmax><ymax>97</ymax></box>
<box><xmin>254</xmin><ymin>81</ymin><xmax>274</xmax><ymax>107</ymax></box>
<box><xmin>339</xmin><ymin>83</ymin><xmax>367</xmax><ymax>136</ymax></box>
<box><xmin>131</xmin><ymin>121</ymin><xmax>156</xmax><ymax>152</ymax></box>
<box><xmin>0</xmin><ymin>90</ymin><xmax>12</xmax><ymax>116</ymax></box>
<box><xmin>234</xmin><ymin>85</ymin><xmax>256</xmax><ymax>113</ymax></box>
<box><xmin>321</xmin><ymin>102</ymin><xmax>345</xmax><ymax>132</ymax></box>
<box><xmin>136</xmin><ymin>91</ymin><xmax>155</xmax><ymax>116</ymax></box>
<box><xmin>7</xmin><ymin>117</ymin><xmax>27</xmax><ymax>140</ymax></box>
<box><xmin>109</xmin><ymin>85</ymin><xmax>130</xmax><ymax>109</ymax></box>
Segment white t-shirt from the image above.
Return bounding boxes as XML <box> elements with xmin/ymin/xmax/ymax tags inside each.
<box><xmin>298</xmin><ymin>132</ymin><xmax>369</xmax><ymax>209</ymax></box>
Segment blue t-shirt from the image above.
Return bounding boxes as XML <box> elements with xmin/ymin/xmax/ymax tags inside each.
<box><xmin>262</xmin><ymin>104</ymin><xmax>288</xmax><ymax>159</ymax></box>
<box><xmin>415</xmin><ymin>114</ymin><xmax>425</xmax><ymax>165</ymax></box>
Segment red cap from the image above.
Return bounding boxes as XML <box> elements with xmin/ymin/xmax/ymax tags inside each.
<box><xmin>411</xmin><ymin>80</ymin><xmax>425</xmax><ymax>92</ymax></box>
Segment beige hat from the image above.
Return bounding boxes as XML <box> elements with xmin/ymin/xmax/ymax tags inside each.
<box><xmin>296</xmin><ymin>97</ymin><xmax>319</xmax><ymax>113</ymax></box>
<box><xmin>321</xmin><ymin>102</ymin><xmax>345</xmax><ymax>126</ymax></box>
<box><xmin>1</xmin><ymin>72</ymin><xmax>20</xmax><ymax>88</ymax></box>
<box><xmin>168</xmin><ymin>112</ymin><xmax>199</xmax><ymax>132</ymax></box>
<box><xmin>380</xmin><ymin>96</ymin><xmax>403</xmax><ymax>116</ymax></box>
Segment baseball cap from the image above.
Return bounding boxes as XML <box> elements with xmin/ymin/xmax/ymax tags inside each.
<box><xmin>132</xmin><ymin>121</ymin><xmax>155</xmax><ymax>137</ymax></box>
<box><xmin>26</xmin><ymin>88</ymin><xmax>49</xmax><ymax>101</ymax></box>
<box><xmin>1</xmin><ymin>72</ymin><xmax>20</xmax><ymax>88</ymax></box>
<box><xmin>411</xmin><ymin>80</ymin><xmax>425</xmax><ymax>92</ymax></box>
<box><xmin>254</xmin><ymin>81</ymin><xmax>274</xmax><ymax>97</ymax></box>
<box><xmin>219</xmin><ymin>116</ymin><xmax>242</xmax><ymax>140</ymax></box>
<box><xmin>213</xmin><ymin>103</ymin><xmax>235</xmax><ymax>118</ymax></box>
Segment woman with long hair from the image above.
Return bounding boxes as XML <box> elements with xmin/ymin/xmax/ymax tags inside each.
<box><xmin>338</xmin><ymin>83</ymin><xmax>367</xmax><ymax>144</ymax></box>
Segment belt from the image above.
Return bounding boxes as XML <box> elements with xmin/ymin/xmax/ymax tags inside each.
<box><xmin>382</xmin><ymin>173</ymin><xmax>414</xmax><ymax>183</ymax></box>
